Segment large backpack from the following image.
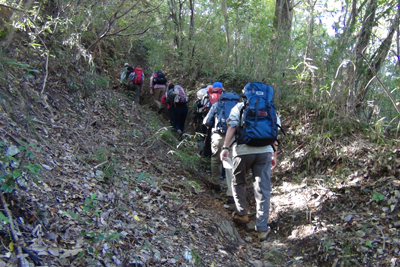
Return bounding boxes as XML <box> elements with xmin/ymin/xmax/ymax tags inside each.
<box><xmin>128</xmin><ymin>68</ymin><xmax>144</xmax><ymax>85</ymax></box>
<box><xmin>167</xmin><ymin>85</ymin><xmax>187</xmax><ymax>106</ymax></box>
<box><xmin>195</xmin><ymin>88</ymin><xmax>210</xmax><ymax>114</ymax></box>
<box><xmin>215</xmin><ymin>91</ymin><xmax>240</xmax><ymax>133</ymax></box>
<box><xmin>153</xmin><ymin>71</ymin><xmax>167</xmax><ymax>85</ymax></box>
<box><xmin>207</xmin><ymin>86</ymin><xmax>223</xmax><ymax>106</ymax></box>
<box><xmin>236</xmin><ymin>82</ymin><xmax>280</xmax><ymax>147</ymax></box>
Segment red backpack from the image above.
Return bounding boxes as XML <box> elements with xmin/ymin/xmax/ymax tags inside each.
<box><xmin>207</xmin><ymin>86</ymin><xmax>223</xmax><ymax>106</ymax></box>
<box><xmin>128</xmin><ymin>68</ymin><xmax>144</xmax><ymax>85</ymax></box>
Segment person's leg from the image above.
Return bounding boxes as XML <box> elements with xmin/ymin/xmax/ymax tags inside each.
<box><xmin>133</xmin><ymin>84</ymin><xmax>141</xmax><ymax>104</ymax></box>
<box><xmin>174</xmin><ymin>106</ymin><xmax>181</xmax><ymax>131</ymax></box>
<box><xmin>168</xmin><ymin>107</ymin><xmax>176</xmax><ymax>129</ymax></box>
<box><xmin>225</xmin><ymin>156</ymin><xmax>233</xmax><ymax>197</ymax></box>
<box><xmin>210</xmin><ymin>133</ymin><xmax>224</xmax><ymax>186</ymax></box>
<box><xmin>232</xmin><ymin>154</ymin><xmax>254</xmax><ymax>216</ymax></box>
<box><xmin>252</xmin><ymin>152</ymin><xmax>272</xmax><ymax>232</ymax></box>
<box><xmin>153</xmin><ymin>88</ymin><xmax>165</xmax><ymax>109</ymax></box>
<box><xmin>179</xmin><ymin>105</ymin><xmax>188</xmax><ymax>132</ymax></box>
<box><xmin>203</xmin><ymin>127</ymin><xmax>212</xmax><ymax>158</ymax></box>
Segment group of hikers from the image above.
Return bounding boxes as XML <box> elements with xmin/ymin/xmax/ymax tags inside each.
<box><xmin>120</xmin><ymin>63</ymin><xmax>188</xmax><ymax>139</ymax></box>
<box><xmin>120</xmin><ymin>63</ymin><xmax>282</xmax><ymax>242</ymax></box>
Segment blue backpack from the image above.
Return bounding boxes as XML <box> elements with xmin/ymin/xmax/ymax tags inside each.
<box><xmin>236</xmin><ymin>82</ymin><xmax>280</xmax><ymax>147</ymax></box>
<box><xmin>215</xmin><ymin>91</ymin><xmax>240</xmax><ymax>133</ymax></box>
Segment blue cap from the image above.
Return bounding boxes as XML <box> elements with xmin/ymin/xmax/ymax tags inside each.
<box><xmin>213</xmin><ymin>82</ymin><xmax>223</xmax><ymax>88</ymax></box>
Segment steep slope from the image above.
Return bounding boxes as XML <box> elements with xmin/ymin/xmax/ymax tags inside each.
<box><xmin>1</xmin><ymin>49</ymin><xmax>400</xmax><ymax>267</ymax></box>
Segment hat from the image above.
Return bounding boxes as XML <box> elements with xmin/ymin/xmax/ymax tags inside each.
<box><xmin>213</xmin><ymin>82</ymin><xmax>223</xmax><ymax>88</ymax></box>
<box><xmin>124</xmin><ymin>63</ymin><xmax>129</xmax><ymax>67</ymax></box>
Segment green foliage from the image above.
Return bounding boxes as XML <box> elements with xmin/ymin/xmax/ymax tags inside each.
<box><xmin>371</xmin><ymin>191</ymin><xmax>385</xmax><ymax>202</ymax></box>
<box><xmin>0</xmin><ymin>211</ymin><xmax>10</xmax><ymax>230</ymax></box>
<box><xmin>191</xmin><ymin>249</ymin><xmax>202</xmax><ymax>265</ymax></box>
<box><xmin>322</xmin><ymin>238</ymin><xmax>334</xmax><ymax>252</ymax></box>
<box><xmin>0</xmin><ymin>141</ymin><xmax>42</xmax><ymax>193</ymax></box>
<box><xmin>83</xmin><ymin>194</ymin><xmax>101</xmax><ymax>216</ymax></box>
<box><xmin>136</xmin><ymin>172</ymin><xmax>157</xmax><ymax>187</ymax></box>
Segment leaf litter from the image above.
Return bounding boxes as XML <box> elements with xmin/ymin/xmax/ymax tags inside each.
<box><xmin>0</xmin><ymin>78</ymin><xmax>399</xmax><ymax>266</ymax></box>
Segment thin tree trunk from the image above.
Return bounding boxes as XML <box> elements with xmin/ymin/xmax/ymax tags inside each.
<box><xmin>356</xmin><ymin>3</ymin><xmax>400</xmax><ymax>106</ymax></box>
<box><xmin>222</xmin><ymin>0</ymin><xmax>230</xmax><ymax>65</ymax></box>
<box><xmin>351</xmin><ymin>0</ymin><xmax>378</xmax><ymax>112</ymax></box>
<box><xmin>269</xmin><ymin>0</ymin><xmax>293</xmax><ymax>75</ymax></box>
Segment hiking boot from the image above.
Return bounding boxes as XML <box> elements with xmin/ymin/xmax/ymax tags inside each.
<box><xmin>258</xmin><ymin>227</ymin><xmax>271</xmax><ymax>242</ymax></box>
<box><xmin>232</xmin><ymin>211</ymin><xmax>249</xmax><ymax>224</ymax></box>
<box><xmin>157</xmin><ymin>107</ymin><xmax>165</xmax><ymax>114</ymax></box>
<box><xmin>226</xmin><ymin>196</ymin><xmax>235</xmax><ymax>205</ymax></box>
<box><xmin>177</xmin><ymin>130</ymin><xmax>183</xmax><ymax>140</ymax></box>
<box><xmin>210</xmin><ymin>183</ymin><xmax>222</xmax><ymax>192</ymax></box>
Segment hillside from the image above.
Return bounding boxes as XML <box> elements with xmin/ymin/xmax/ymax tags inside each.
<box><xmin>1</xmin><ymin>54</ymin><xmax>399</xmax><ymax>267</ymax></box>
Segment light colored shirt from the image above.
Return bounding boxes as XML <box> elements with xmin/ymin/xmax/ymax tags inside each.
<box><xmin>202</xmin><ymin>102</ymin><xmax>220</xmax><ymax>133</ymax></box>
<box><xmin>227</xmin><ymin>102</ymin><xmax>281</xmax><ymax>157</ymax></box>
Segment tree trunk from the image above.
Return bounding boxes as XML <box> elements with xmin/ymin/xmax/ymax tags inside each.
<box><xmin>356</xmin><ymin>3</ymin><xmax>400</xmax><ymax>107</ymax></box>
<box><xmin>350</xmin><ymin>0</ymin><xmax>378</xmax><ymax>112</ymax></box>
<box><xmin>269</xmin><ymin>0</ymin><xmax>293</xmax><ymax>75</ymax></box>
<box><xmin>221</xmin><ymin>0</ymin><xmax>230</xmax><ymax>65</ymax></box>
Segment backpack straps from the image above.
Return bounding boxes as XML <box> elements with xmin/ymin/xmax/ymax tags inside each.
<box><xmin>254</xmin><ymin>97</ymin><xmax>260</xmax><ymax>127</ymax></box>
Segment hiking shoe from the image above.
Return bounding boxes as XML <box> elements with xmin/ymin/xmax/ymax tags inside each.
<box><xmin>177</xmin><ymin>130</ymin><xmax>183</xmax><ymax>140</ymax></box>
<box><xmin>258</xmin><ymin>227</ymin><xmax>271</xmax><ymax>242</ymax></box>
<box><xmin>226</xmin><ymin>196</ymin><xmax>235</xmax><ymax>205</ymax></box>
<box><xmin>157</xmin><ymin>107</ymin><xmax>165</xmax><ymax>113</ymax></box>
<box><xmin>232</xmin><ymin>211</ymin><xmax>249</xmax><ymax>224</ymax></box>
<box><xmin>210</xmin><ymin>183</ymin><xmax>222</xmax><ymax>192</ymax></box>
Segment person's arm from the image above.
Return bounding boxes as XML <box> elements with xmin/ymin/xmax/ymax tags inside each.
<box><xmin>272</xmin><ymin>115</ymin><xmax>281</xmax><ymax>170</ymax></box>
<box><xmin>271</xmin><ymin>141</ymin><xmax>278</xmax><ymax>170</ymax></box>
<box><xmin>149</xmin><ymin>75</ymin><xmax>154</xmax><ymax>94</ymax></box>
<box><xmin>220</xmin><ymin>125</ymin><xmax>236</xmax><ymax>160</ymax></box>
<box><xmin>202</xmin><ymin>104</ymin><xmax>217</xmax><ymax>127</ymax></box>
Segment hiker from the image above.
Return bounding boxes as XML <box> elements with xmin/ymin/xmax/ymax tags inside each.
<box><xmin>161</xmin><ymin>84</ymin><xmax>176</xmax><ymax>130</ymax></box>
<box><xmin>220</xmin><ymin>82</ymin><xmax>282</xmax><ymax>242</ymax></box>
<box><xmin>119</xmin><ymin>63</ymin><xmax>130</xmax><ymax>87</ymax></box>
<box><xmin>192</xmin><ymin>86</ymin><xmax>212</xmax><ymax>157</ymax></box>
<box><xmin>203</xmin><ymin>83</ymin><xmax>239</xmax><ymax>205</ymax></box>
<box><xmin>120</xmin><ymin>63</ymin><xmax>144</xmax><ymax>104</ymax></box>
<box><xmin>150</xmin><ymin>71</ymin><xmax>168</xmax><ymax>112</ymax></box>
<box><xmin>162</xmin><ymin>84</ymin><xmax>188</xmax><ymax>139</ymax></box>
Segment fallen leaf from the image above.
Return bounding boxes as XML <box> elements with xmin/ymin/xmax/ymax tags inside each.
<box><xmin>60</xmin><ymin>249</ymin><xmax>83</xmax><ymax>258</ymax></box>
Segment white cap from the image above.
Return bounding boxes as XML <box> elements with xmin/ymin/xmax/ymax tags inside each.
<box><xmin>124</xmin><ymin>63</ymin><xmax>129</xmax><ymax>67</ymax></box>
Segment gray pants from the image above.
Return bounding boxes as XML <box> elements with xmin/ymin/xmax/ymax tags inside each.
<box><xmin>232</xmin><ymin>152</ymin><xmax>272</xmax><ymax>232</ymax></box>
<box><xmin>127</xmin><ymin>83</ymin><xmax>142</xmax><ymax>104</ymax></box>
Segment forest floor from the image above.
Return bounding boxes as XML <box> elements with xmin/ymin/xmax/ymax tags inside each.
<box><xmin>0</xmin><ymin>64</ymin><xmax>400</xmax><ymax>267</ymax></box>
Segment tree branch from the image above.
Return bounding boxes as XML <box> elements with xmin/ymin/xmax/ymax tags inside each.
<box><xmin>1</xmin><ymin>193</ymin><xmax>28</xmax><ymax>267</ymax></box>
